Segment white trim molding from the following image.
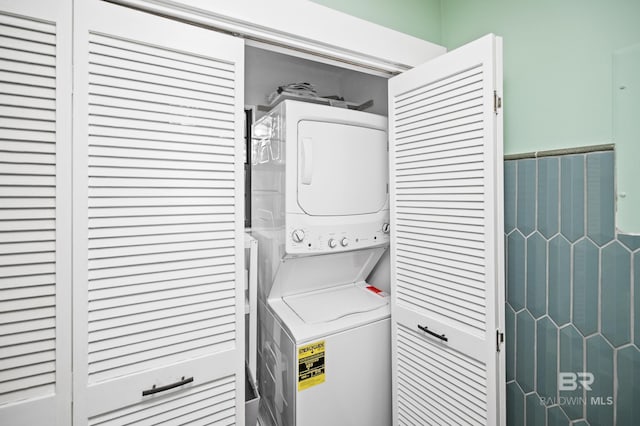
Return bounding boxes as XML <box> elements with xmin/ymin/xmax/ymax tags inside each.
<box><xmin>105</xmin><ymin>0</ymin><xmax>446</xmax><ymax>75</ymax></box>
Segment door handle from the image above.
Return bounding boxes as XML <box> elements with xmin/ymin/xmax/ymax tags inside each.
<box><xmin>300</xmin><ymin>137</ymin><xmax>313</xmax><ymax>185</ymax></box>
<box><xmin>417</xmin><ymin>324</ymin><xmax>448</xmax><ymax>342</ymax></box>
<box><xmin>142</xmin><ymin>376</ymin><xmax>194</xmax><ymax>396</ymax></box>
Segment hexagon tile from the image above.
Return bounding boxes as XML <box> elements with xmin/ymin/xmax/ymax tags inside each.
<box><xmin>526</xmin><ymin>232</ymin><xmax>547</xmax><ymax>318</ymax></box>
<box><xmin>536</xmin><ymin>317</ymin><xmax>558</xmax><ymax>400</ymax></box>
<box><xmin>504</xmin><ymin>150</ymin><xmax>639</xmax><ymax>425</ymax></box>
<box><xmin>572</xmin><ymin>238</ymin><xmax>599</xmax><ymax>336</ymax></box>
<box><xmin>548</xmin><ymin>235</ymin><xmax>571</xmax><ymax>327</ymax></box>
<box><xmin>601</xmin><ymin>241</ymin><xmax>631</xmax><ymax>347</ymax></box>
<box><xmin>559</xmin><ymin>325</ymin><xmax>584</xmax><ymax>420</ymax></box>
<box><xmin>560</xmin><ymin>154</ymin><xmax>585</xmax><ymax>242</ymax></box>
<box><xmin>537</xmin><ymin>157</ymin><xmax>559</xmax><ymax>238</ymax></box>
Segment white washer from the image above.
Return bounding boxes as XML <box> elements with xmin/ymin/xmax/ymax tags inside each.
<box><xmin>264</xmin><ymin>283</ymin><xmax>391</xmax><ymax>426</ymax></box>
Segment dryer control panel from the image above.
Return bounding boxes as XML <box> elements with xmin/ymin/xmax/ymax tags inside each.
<box><xmin>286</xmin><ymin>218</ymin><xmax>390</xmax><ymax>254</ymax></box>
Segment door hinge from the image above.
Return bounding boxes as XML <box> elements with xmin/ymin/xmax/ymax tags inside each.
<box><xmin>496</xmin><ymin>329</ymin><xmax>504</xmax><ymax>352</ymax></box>
<box><xmin>493</xmin><ymin>91</ymin><xmax>502</xmax><ymax>114</ymax></box>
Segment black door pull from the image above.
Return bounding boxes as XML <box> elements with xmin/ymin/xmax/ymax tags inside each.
<box><xmin>142</xmin><ymin>376</ymin><xmax>194</xmax><ymax>396</ymax></box>
<box><xmin>417</xmin><ymin>324</ymin><xmax>448</xmax><ymax>342</ymax></box>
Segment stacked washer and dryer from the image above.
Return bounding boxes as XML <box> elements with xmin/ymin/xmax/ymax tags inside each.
<box><xmin>251</xmin><ymin>100</ymin><xmax>391</xmax><ymax>426</ymax></box>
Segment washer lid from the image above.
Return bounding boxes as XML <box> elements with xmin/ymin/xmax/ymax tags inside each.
<box><xmin>283</xmin><ymin>283</ymin><xmax>388</xmax><ymax>324</ymax></box>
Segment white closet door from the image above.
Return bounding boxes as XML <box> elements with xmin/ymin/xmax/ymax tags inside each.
<box><xmin>72</xmin><ymin>1</ymin><xmax>245</xmax><ymax>424</ymax></box>
<box><xmin>0</xmin><ymin>0</ymin><xmax>72</xmax><ymax>425</ymax></box>
<box><xmin>389</xmin><ymin>34</ymin><xmax>505</xmax><ymax>426</ymax></box>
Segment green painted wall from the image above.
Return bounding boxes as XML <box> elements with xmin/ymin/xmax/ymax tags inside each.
<box><xmin>311</xmin><ymin>0</ymin><xmax>640</xmax><ymax>229</ymax></box>
<box><xmin>310</xmin><ymin>0</ymin><xmax>441</xmax><ymax>44</ymax></box>
<box><xmin>440</xmin><ymin>0</ymin><xmax>640</xmax><ymax>155</ymax></box>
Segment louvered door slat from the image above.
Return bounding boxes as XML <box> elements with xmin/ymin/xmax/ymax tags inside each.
<box><xmin>88</xmin><ymin>153</ymin><xmax>235</xmax><ymax>171</ymax></box>
<box><xmin>2</xmin><ymin>350</ymin><xmax>54</xmax><ymax>370</ymax></box>
<box><xmin>390</xmin><ymin>34</ymin><xmax>504</xmax><ymax>425</ymax></box>
<box><xmin>1</xmin><ymin>283</ymin><xmax>55</xmax><ymax>298</ymax></box>
<box><xmin>88</xmin><ymin>329</ymin><xmax>235</xmax><ymax>382</ymax></box>
<box><xmin>88</xmin><ymin>314</ymin><xmax>234</xmax><ymax>352</ymax></box>
<box><xmin>0</xmin><ymin>329</ymin><xmax>54</xmax><ymax>349</ymax></box>
<box><xmin>88</xmin><ymin>105</ymin><xmax>231</xmax><ymax>129</ymax></box>
<box><xmin>88</xmin><ymin>49</ymin><xmax>234</xmax><ymax>89</ymax></box>
<box><xmin>74</xmin><ymin>1</ymin><xmax>243</xmax><ymax>422</ymax></box>
<box><xmin>89</xmin><ymin>283</ymin><xmax>235</xmax><ymax>311</ymax></box>
<box><xmin>88</xmin><ymin>85</ymin><xmax>233</xmax><ymax>115</ymax></box>
<box><xmin>88</xmin><ymin>96</ymin><xmax>234</xmax><ymax>122</ymax></box>
<box><xmin>88</xmin><ymin>306</ymin><xmax>235</xmax><ymax>344</ymax></box>
<box><xmin>88</xmin><ymin>265</ymin><xmax>235</xmax><ymax>293</ymax></box>
<box><xmin>88</xmin><ymin>134</ymin><xmax>235</xmax><ymax>155</ymax></box>
<box><xmin>88</xmin><ymin>32</ymin><xmax>235</xmax><ymax>74</ymax></box>
<box><xmin>0</xmin><ymin>19</ymin><xmax>54</xmax><ymax>41</ymax></box>
<box><xmin>89</xmin><ymin>271</ymin><xmax>234</xmax><ymax>300</ymax></box>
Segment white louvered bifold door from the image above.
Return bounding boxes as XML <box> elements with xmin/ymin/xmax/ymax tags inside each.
<box><xmin>72</xmin><ymin>1</ymin><xmax>245</xmax><ymax>423</ymax></box>
<box><xmin>0</xmin><ymin>0</ymin><xmax>72</xmax><ymax>425</ymax></box>
<box><xmin>389</xmin><ymin>34</ymin><xmax>505</xmax><ymax>426</ymax></box>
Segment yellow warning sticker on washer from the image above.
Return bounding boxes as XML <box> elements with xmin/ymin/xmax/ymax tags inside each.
<box><xmin>298</xmin><ymin>340</ymin><xmax>325</xmax><ymax>391</ymax></box>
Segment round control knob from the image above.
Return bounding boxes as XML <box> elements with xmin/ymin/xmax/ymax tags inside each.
<box><xmin>328</xmin><ymin>239</ymin><xmax>337</xmax><ymax>248</ymax></box>
<box><xmin>341</xmin><ymin>237</ymin><xmax>349</xmax><ymax>247</ymax></box>
<box><xmin>382</xmin><ymin>223</ymin><xmax>390</xmax><ymax>234</ymax></box>
<box><xmin>292</xmin><ymin>229</ymin><xmax>305</xmax><ymax>243</ymax></box>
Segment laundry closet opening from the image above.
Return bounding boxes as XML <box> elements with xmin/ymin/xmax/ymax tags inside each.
<box><xmin>244</xmin><ymin>43</ymin><xmax>394</xmax><ymax>426</ymax></box>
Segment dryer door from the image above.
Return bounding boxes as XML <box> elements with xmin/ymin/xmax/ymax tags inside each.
<box><xmin>297</xmin><ymin>120</ymin><xmax>387</xmax><ymax>216</ymax></box>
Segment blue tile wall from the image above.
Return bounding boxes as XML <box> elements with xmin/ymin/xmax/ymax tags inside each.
<box><xmin>506</xmin><ymin>304</ymin><xmax>516</xmax><ymax>381</ymax></box>
<box><xmin>536</xmin><ymin>317</ymin><xmax>558</xmax><ymax>401</ymax></box>
<box><xmin>508</xmin><ymin>381</ymin><xmax>526</xmax><ymax>426</ymax></box>
<box><xmin>586</xmin><ymin>152</ymin><xmax>615</xmax><ymax>246</ymax></box>
<box><xmin>560</xmin><ymin>155</ymin><xmax>585</xmax><ymax>242</ymax></box>
<box><xmin>516</xmin><ymin>310</ymin><xmax>536</xmax><ymax>393</ymax></box>
<box><xmin>548</xmin><ymin>235</ymin><xmax>571</xmax><ymax>326</ymax></box>
<box><xmin>526</xmin><ymin>393</ymin><xmax>545</xmax><ymax>425</ymax></box>
<box><xmin>636</xmin><ymin>254</ymin><xmax>640</xmax><ymax>346</ymax></box>
<box><xmin>616</xmin><ymin>346</ymin><xmax>640</xmax><ymax>425</ymax></box>
<box><xmin>547</xmin><ymin>406</ymin><xmax>570</xmax><ymax>426</ymax></box>
<box><xmin>507</xmin><ymin>231</ymin><xmax>526</xmax><ymax>311</ymax></box>
<box><xmin>505</xmin><ymin>151</ymin><xmax>639</xmax><ymax>425</ymax></box>
<box><xmin>517</xmin><ymin>159</ymin><xmax>536</xmax><ymax>236</ymax></box>
<box><xmin>572</xmin><ymin>238</ymin><xmax>599</xmax><ymax>336</ymax></box>
<box><xmin>586</xmin><ymin>335</ymin><xmax>614</xmax><ymax>425</ymax></box>
<box><xmin>505</xmin><ymin>161</ymin><xmax>517</xmax><ymax>233</ymax></box>
<box><xmin>558</xmin><ymin>325</ymin><xmax>584</xmax><ymax>420</ymax></box>
<box><xmin>537</xmin><ymin>157</ymin><xmax>559</xmax><ymax>239</ymax></box>
<box><xmin>526</xmin><ymin>233</ymin><xmax>547</xmax><ymax>318</ymax></box>
<box><xmin>600</xmin><ymin>242</ymin><xmax>631</xmax><ymax>347</ymax></box>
